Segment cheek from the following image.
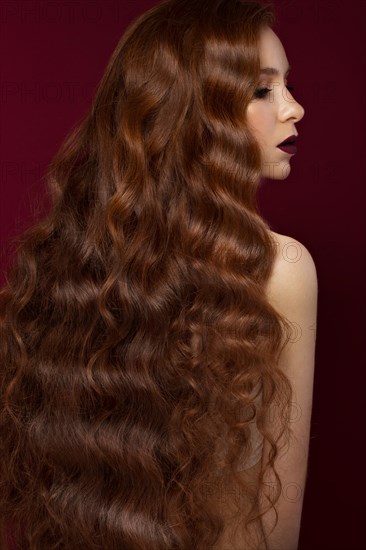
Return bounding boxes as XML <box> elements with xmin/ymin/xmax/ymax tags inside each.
<box><xmin>246</xmin><ymin>105</ymin><xmax>271</xmax><ymax>143</ymax></box>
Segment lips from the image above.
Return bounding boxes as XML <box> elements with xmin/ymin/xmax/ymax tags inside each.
<box><xmin>277</xmin><ymin>134</ymin><xmax>298</xmax><ymax>146</ymax></box>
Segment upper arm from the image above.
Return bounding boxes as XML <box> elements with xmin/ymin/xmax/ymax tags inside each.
<box><xmin>261</xmin><ymin>234</ymin><xmax>318</xmax><ymax>550</ymax></box>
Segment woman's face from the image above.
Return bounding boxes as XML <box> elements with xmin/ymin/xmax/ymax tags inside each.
<box><xmin>246</xmin><ymin>26</ymin><xmax>305</xmax><ymax>180</ymax></box>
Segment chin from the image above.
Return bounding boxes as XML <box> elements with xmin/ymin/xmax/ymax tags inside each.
<box><xmin>262</xmin><ymin>161</ymin><xmax>291</xmax><ymax>180</ymax></box>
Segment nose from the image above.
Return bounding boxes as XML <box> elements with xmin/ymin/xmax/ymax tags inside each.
<box><xmin>280</xmin><ymin>88</ymin><xmax>305</xmax><ymax>123</ymax></box>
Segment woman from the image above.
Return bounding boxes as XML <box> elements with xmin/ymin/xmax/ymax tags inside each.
<box><xmin>0</xmin><ymin>1</ymin><xmax>317</xmax><ymax>549</ymax></box>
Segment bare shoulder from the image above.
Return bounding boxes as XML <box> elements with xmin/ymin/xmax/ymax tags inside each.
<box><xmin>266</xmin><ymin>230</ymin><xmax>318</xmax><ymax>316</ymax></box>
<box><xmin>259</xmin><ymin>230</ymin><xmax>318</xmax><ymax>549</ymax></box>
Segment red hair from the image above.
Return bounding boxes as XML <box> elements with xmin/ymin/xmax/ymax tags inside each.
<box><xmin>0</xmin><ymin>1</ymin><xmax>294</xmax><ymax>548</ymax></box>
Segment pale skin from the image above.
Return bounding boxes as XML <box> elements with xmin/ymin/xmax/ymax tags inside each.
<box><xmin>260</xmin><ymin>230</ymin><xmax>318</xmax><ymax>550</ymax></box>
<box><xmin>214</xmin><ymin>27</ymin><xmax>317</xmax><ymax>550</ymax></box>
<box><xmin>213</xmin><ymin>230</ymin><xmax>318</xmax><ymax>550</ymax></box>
<box><xmin>256</xmin><ymin>27</ymin><xmax>317</xmax><ymax>550</ymax></box>
<box><xmin>246</xmin><ymin>26</ymin><xmax>305</xmax><ymax>180</ymax></box>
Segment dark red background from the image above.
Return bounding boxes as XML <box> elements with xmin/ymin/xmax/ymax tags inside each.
<box><xmin>1</xmin><ymin>1</ymin><xmax>365</xmax><ymax>549</ymax></box>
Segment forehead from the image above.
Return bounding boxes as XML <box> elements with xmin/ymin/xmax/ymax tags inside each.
<box><xmin>257</xmin><ymin>26</ymin><xmax>289</xmax><ymax>69</ymax></box>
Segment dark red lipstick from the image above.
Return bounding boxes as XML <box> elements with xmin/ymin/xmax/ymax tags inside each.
<box><xmin>277</xmin><ymin>134</ymin><xmax>298</xmax><ymax>155</ymax></box>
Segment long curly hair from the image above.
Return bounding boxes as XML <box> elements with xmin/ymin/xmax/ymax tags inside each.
<box><xmin>0</xmin><ymin>1</ymin><xmax>295</xmax><ymax>548</ymax></box>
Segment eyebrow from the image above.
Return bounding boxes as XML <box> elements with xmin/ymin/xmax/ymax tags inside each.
<box><xmin>260</xmin><ymin>65</ymin><xmax>291</xmax><ymax>76</ymax></box>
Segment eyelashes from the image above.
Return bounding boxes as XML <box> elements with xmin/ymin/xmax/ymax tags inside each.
<box><xmin>254</xmin><ymin>85</ymin><xmax>295</xmax><ymax>99</ymax></box>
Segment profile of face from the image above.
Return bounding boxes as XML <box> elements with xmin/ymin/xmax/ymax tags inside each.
<box><xmin>246</xmin><ymin>26</ymin><xmax>305</xmax><ymax>180</ymax></box>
